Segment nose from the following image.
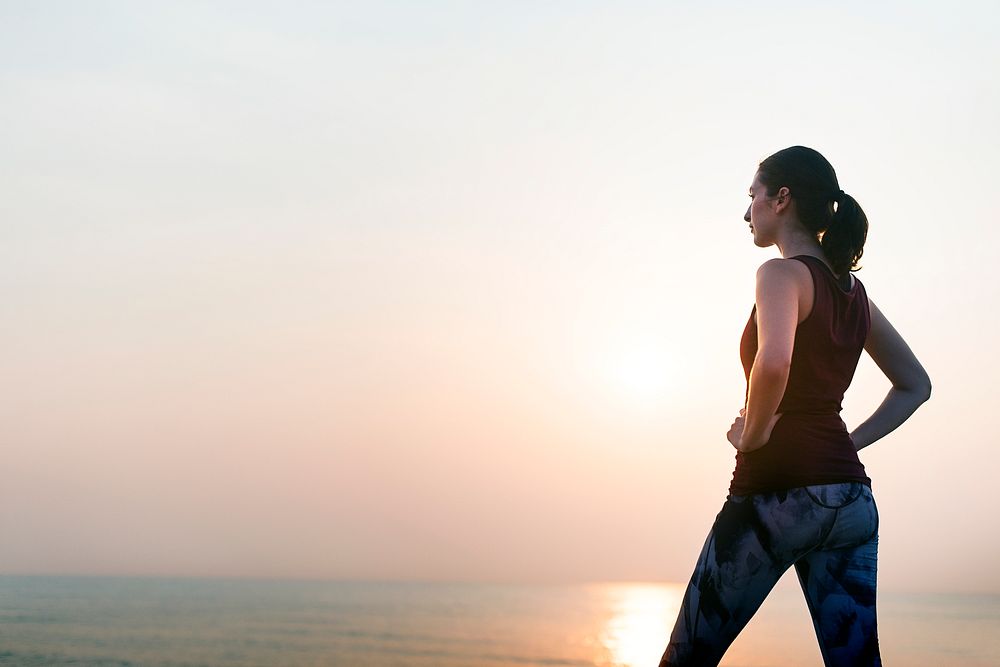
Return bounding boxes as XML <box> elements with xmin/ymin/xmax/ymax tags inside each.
<box><xmin>744</xmin><ymin>205</ymin><xmax>751</xmax><ymax>223</ymax></box>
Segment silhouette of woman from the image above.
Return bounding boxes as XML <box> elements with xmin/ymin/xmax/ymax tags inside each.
<box><xmin>658</xmin><ymin>146</ymin><xmax>932</xmax><ymax>667</ymax></box>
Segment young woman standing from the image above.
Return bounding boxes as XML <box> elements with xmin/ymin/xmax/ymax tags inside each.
<box><xmin>658</xmin><ymin>146</ymin><xmax>932</xmax><ymax>667</ymax></box>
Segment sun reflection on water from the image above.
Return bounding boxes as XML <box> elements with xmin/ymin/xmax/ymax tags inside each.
<box><xmin>599</xmin><ymin>582</ymin><xmax>684</xmax><ymax>667</ymax></box>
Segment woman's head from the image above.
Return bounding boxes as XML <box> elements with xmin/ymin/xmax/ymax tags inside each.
<box><xmin>748</xmin><ymin>146</ymin><xmax>868</xmax><ymax>276</ymax></box>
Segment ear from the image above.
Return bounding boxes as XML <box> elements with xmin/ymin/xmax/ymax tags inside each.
<box><xmin>774</xmin><ymin>186</ymin><xmax>791</xmax><ymax>213</ymax></box>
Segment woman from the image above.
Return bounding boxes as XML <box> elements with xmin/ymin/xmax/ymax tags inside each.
<box><xmin>658</xmin><ymin>146</ymin><xmax>932</xmax><ymax>667</ymax></box>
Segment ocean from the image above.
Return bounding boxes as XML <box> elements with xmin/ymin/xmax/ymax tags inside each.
<box><xmin>0</xmin><ymin>574</ymin><xmax>997</xmax><ymax>666</ymax></box>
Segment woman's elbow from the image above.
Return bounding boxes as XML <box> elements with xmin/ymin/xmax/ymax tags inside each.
<box><xmin>916</xmin><ymin>367</ymin><xmax>932</xmax><ymax>401</ymax></box>
<box><xmin>904</xmin><ymin>373</ymin><xmax>931</xmax><ymax>402</ymax></box>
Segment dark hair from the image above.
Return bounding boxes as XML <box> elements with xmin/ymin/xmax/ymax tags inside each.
<box><xmin>758</xmin><ymin>146</ymin><xmax>868</xmax><ymax>276</ymax></box>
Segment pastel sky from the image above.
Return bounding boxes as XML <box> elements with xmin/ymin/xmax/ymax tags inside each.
<box><xmin>2</xmin><ymin>1</ymin><xmax>997</xmax><ymax>593</ymax></box>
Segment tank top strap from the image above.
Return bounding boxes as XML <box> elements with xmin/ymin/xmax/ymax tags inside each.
<box><xmin>787</xmin><ymin>255</ymin><xmax>830</xmax><ymax>329</ymax></box>
<box><xmin>792</xmin><ymin>254</ymin><xmax>854</xmax><ymax>292</ymax></box>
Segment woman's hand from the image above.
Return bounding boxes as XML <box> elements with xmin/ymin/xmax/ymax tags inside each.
<box><xmin>727</xmin><ymin>408</ymin><xmax>783</xmax><ymax>452</ymax></box>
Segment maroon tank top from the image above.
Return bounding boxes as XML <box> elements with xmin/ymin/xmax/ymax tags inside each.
<box><xmin>729</xmin><ymin>254</ymin><xmax>872</xmax><ymax>495</ymax></box>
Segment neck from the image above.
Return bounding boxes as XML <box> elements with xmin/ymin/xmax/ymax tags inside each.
<box><xmin>774</xmin><ymin>224</ymin><xmax>822</xmax><ymax>259</ymax></box>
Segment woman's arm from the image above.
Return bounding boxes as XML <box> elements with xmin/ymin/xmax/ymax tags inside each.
<box><xmin>849</xmin><ymin>297</ymin><xmax>932</xmax><ymax>451</ymax></box>
<box><xmin>738</xmin><ymin>259</ymin><xmax>799</xmax><ymax>452</ymax></box>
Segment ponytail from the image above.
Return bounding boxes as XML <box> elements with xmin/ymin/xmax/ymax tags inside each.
<box><xmin>821</xmin><ymin>190</ymin><xmax>869</xmax><ymax>277</ymax></box>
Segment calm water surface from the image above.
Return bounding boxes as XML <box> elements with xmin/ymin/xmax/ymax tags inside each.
<box><xmin>0</xmin><ymin>574</ymin><xmax>997</xmax><ymax>666</ymax></box>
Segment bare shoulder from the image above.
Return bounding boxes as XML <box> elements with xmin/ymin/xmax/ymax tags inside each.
<box><xmin>756</xmin><ymin>256</ymin><xmax>810</xmax><ymax>272</ymax></box>
<box><xmin>755</xmin><ymin>257</ymin><xmax>811</xmax><ymax>293</ymax></box>
<box><xmin>753</xmin><ymin>258</ymin><xmax>814</xmax><ymax>324</ymax></box>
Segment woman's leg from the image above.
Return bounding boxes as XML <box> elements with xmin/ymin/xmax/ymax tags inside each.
<box><xmin>659</xmin><ymin>496</ymin><xmax>794</xmax><ymax>667</ymax></box>
<box><xmin>794</xmin><ymin>484</ymin><xmax>881</xmax><ymax>666</ymax></box>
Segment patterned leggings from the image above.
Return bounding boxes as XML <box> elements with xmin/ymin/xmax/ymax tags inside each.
<box><xmin>659</xmin><ymin>481</ymin><xmax>881</xmax><ymax>666</ymax></box>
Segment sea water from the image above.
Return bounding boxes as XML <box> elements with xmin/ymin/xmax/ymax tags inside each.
<box><xmin>0</xmin><ymin>574</ymin><xmax>997</xmax><ymax>666</ymax></box>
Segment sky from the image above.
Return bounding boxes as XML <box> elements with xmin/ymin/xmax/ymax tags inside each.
<box><xmin>1</xmin><ymin>1</ymin><xmax>997</xmax><ymax>594</ymax></box>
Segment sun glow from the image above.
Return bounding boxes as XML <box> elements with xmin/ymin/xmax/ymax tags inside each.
<box><xmin>599</xmin><ymin>335</ymin><xmax>678</xmax><ymax>409</ymax></box>
<box><xmin>600</xmin><ymin>583</ymin><xmax>685</xmax><ymax>666</ymax></box>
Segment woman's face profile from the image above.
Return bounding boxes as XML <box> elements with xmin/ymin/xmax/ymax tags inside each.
<box><xmin>744</xmin><ymin>170</ymin><xmax>785</xmax><ymax>247</ymax></box>
<box><xmin>745</xmin><ymin>172</ymin><xmax>765</xmax><ymax>242</ymax></box>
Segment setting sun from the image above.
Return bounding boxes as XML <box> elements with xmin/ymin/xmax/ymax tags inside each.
<box><xmin>599</xmin><ymin>334</ymin><xmax>678</xmax><ymax>409</ymax></box>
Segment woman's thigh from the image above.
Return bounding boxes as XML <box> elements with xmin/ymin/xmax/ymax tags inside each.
<box><xmin>660</xmin><ymin>488</ymin><xmax>836</xmax><ymax>666</ymax></box>
<box><xmin>794</xmin><ymin>483</ymin><xmax>881</xmax><ymax>666</ymax></box>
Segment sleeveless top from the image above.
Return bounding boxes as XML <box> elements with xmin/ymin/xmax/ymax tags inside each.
<box><xmin>728</xmin><ymin>254</ymin><xmax>873</xmax><ymax>495</ymax></box>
